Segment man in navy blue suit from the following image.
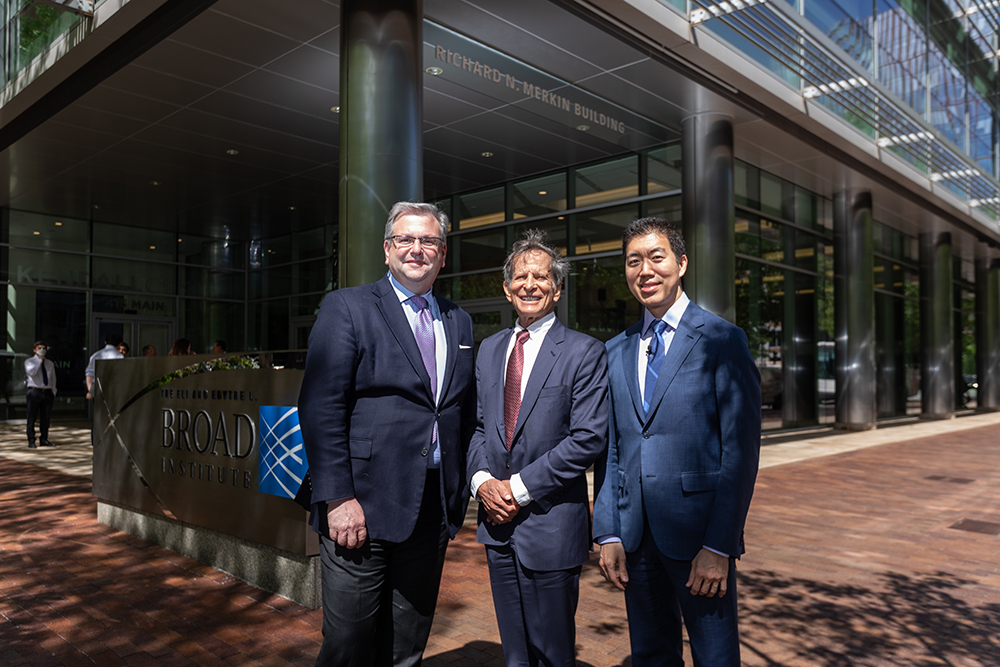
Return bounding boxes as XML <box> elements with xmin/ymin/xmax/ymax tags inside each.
<box><xmin>468</xmin><ymin>230</ymin><xmax>608</xmax><ymax>667</ymax></box>
<box><xmin>593</xmin><ymin>217</ymin><xmax>761</xmax><ymax>666</ymax></box>
<box><xmin>298</xmin><ymin>202</ymin><xmax>476</xmax><ymax>667</ymax></box>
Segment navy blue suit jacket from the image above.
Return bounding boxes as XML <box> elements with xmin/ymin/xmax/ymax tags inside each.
<box><xmin>468</xmin><ymin>317</ymin><xmax>608</xmax><ymax>571</ymax></box>
<box><xmin>298</xmin><ymin>276</ymin><xmax>476</xmax><ymax>542</ymax></box>
<box><xmin>593</xmin><ymin>300</ymin><xmax>761</xmax><ymax>561</ymax></box>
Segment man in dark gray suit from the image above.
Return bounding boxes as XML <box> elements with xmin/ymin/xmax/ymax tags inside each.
<box><xmin>468</xmin><ymin>230</ymin><xmax>608</xmax><ymax>667</ymax></box>
<box><xmin>299</xmin><ymin>202</ymin><xmax>477</xmax><ymax>667</ymax></box>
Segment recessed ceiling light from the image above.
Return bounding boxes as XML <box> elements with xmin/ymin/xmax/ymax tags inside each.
<box><xmin>226</xmin><ymin>149</ymin><xmax>239</xmax><ymax>155</ymax></box>
<box><xmin>93</xmin><ymin>205</ymin><xmax>99</xmax><ymax>209</ymax></box>
<box><xmin>575</xmin><ymin>124</ymin><xmax>590</xmax><ymax>131</ymax></box>
<box><xmin>539</xmin><ymin>191</ymin><xmax>547</xmax><ymax>195</ymax></box>
<box><xmin>54</xmin><ymin>222</ymin><xmax>62</xmax><ymax>226</ymax></box>
<box><xmin>481</xmin><ymin>151</ymin><xmax>494</xmax><ymax>158</ymax></box>
<box><xmin>330</xmin><ymin>106</ymin><xmax>340</xmax><ymax>113</ymax></box>
<box><xmin>150</xmin><ymin>180</ymin><xmax>160</xmax><ymax>186</ymax></box>
<box><xmin>425</xmin><ymin>66</ymin><xmax>443</xmax><ymax>76</ymax></box>
<box><xmin>558</xmin><ymin>216</ymin><xmax>565</xmax><ymax>220</ymax></box>
<box><xmin>288</xmin><ymin>206</ymin><xmax>296</xmax><ymax>211</ymax></box>
<box><xmin>149</xmin><ymin>245</ymin><xmax>156</xmax><ymax>250</ymax></box>
<box><xmin>33</xmin><ymin>231</ymin><xmax>40</xmax><ymax>235</ymax></box>
<box><xmin>177</xmin><ymin>238</ymin><xmax>183</xmax><ymax>242</ymax></box>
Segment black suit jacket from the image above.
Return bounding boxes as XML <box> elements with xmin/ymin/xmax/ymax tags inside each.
<box><xmin>298</xmin><ymin>275</ymin><xmax>477</xmax><ymax>542</ymax></box>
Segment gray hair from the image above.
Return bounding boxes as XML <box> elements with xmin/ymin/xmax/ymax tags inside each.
<box><xmin>502</xmin><ymin>229</ymin><xmax>571</xmax><ymax>286</ymax></box>
<box><xmin>383</xmin><ymin>202</ymin><xmax>449</xmax><ymax>241</ymax></box>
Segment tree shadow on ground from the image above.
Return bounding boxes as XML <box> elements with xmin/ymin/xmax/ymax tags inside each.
<box><xmin>423</xmin><ymin>640</ymin><xmax>611</xmax><ymax>667</ymax></box>
<box><xmin>739</xmin><ymin>568</ymin><xmax>1000</xmax><ymax>666</ymax></box>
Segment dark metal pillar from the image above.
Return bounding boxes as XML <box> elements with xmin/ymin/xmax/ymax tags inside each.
<box><xmin>833</xmin><ymin>191</ymin><xmax>876</xmax><ymax>430</ymax></box>
<box><xmin>339</xmin><ymin>0</ymin><xmax>423</xmax><ymax>288</ymax></box>
<box><xmin>919</xmin><ymin>232</ymin><xmax>954</xmax><ymax>419</ymax></box>
<box><xmin>976</xmin><ymin>256</ymin><xmax>1000</xmax><ymax>411</ymax></box>
<box><xmin>681</xmin><ymin>113</ymin><xmax>734</xmax><ymax>321</ymax></box>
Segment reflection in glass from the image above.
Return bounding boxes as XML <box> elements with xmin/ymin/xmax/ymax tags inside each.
<box><xmin>459</xmin><ymin>188</ymin><xmax>505</xmax><ymax>229</ymax></box>
<box><xmin>572</xmin><ymin>256</ymin><xmax>641</xmax><ymax>343</ymax></box>
<box><xmin>512</xmin><ymin>174</ymin><xmax>567</xmax><ymax>218</ymax></box>
<box><xmin>646</xmin><ymin>145</ymin><xmax>682</xmax><ymax>194</ymax></box>
<box><xmin>575</xmin><ymin>156</ymin><xmax>639</xmax><ymax>208</ymax></box>
<box><xmin>94</xmin><ymin>223</ymin><xmax>176</xmax><ymax>262</ymax></box>
<box><xmin>7</xmin><ymin>248</ymin><xmax>88</xmax><ymax>287</ymax></box>
<box><xmin>9</xmin><ymin>211</ymin><xmax>88</xmax><ymax>251</ymax></box>
<box><xmin>92</xmin><ymin>257</ymin><xmax>175</xmax><ymax>295</ymax></box>
<box><xmin>574</xmin><ymin>204</ymin><xmax>638</xmax><ymax>255</ymax></box>
<box><xmin>877</xmin><ymin>0</ymin><xmax>927</xmax><ymax>116</ymax></box>
<box><xmin>458</xmin><ymin>229</ymin><xmax>507</xmax><ymax>273</ymax></box>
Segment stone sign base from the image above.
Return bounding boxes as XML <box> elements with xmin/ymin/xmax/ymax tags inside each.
<box><xmin>98</xmin><ymin>501</ymin><xmax>321</xmax><ymax>609</ymax></box>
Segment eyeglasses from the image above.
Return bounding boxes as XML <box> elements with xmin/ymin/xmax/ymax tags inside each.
<box><xmin>390</xmin><ymin>235</ymin><xmax>444</xmax><ymax>250</ymax></box>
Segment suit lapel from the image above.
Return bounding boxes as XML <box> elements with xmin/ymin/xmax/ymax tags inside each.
<box><xmin>511</xmin><ymin>320</ymin><xmax>564</xmax><ymax>445</ymax></box>
<box><xmin>618</xmin><ymin>321</ymin><xmax>645</xmax><ymax>420</ymax></box>
<box><xmin>373</xmin><ymin>277</ymin><xmax>434</xmax><ymax>400</ymax></box>
<box><xmin>438</xmin><ymin>298</ymin><xmax>459</xmax><ymax>402</ymax></box>
<box><xmin>645</xmin><ymin>304</ymin><xmax>704</xmax><ymax>423</ymax></box>
<box><xmin>491</xmin><ymin>330</ymin><xmax>510</xmax><ymax>443</ymax></box>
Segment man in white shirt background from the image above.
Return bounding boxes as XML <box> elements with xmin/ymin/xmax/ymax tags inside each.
<box><xmin>24</xmin><ymin>341</ymin><xmax>57</xmax><ymax>448</ymax></box>
<box><xmin>85</xmin><ymin>331</ymin><xmax>124</xmax><ymax>401</ymax></box>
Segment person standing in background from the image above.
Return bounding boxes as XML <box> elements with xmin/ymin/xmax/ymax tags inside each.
<box><xmin>85</xmin><ymin>331</ymin><xmax>124</xmax><ymax>401</ymax></box>
<box><xmin>25</xmin><ymin>341</ymin><xmax>57</xmax><ymax>448</ymax></box>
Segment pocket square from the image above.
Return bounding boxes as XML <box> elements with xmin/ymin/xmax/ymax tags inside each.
<box><xmin>459</xmin><ymin>344</ymin><xmax>472</xmax><ymax>349</ymax></box>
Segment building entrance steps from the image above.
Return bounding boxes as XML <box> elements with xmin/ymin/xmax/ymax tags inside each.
<box><xmin>1</xmin><ymin>413</ymin><xmax>999</xmax><ymax>665</ymax></box>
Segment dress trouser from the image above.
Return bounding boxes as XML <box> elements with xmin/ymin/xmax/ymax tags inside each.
<box><xmin>623</xmin><ymin>522</ymin><xmax>741</xmax><ymax>667</ymax></box>
<box><xmin>315</xmin><ymin>470</ymin><xmax>448</xmax><ymax>667</ymax></box>
<box><xmin>26</xmin><ymin>388</ymin><xmax>54</xmax><ymax>444</ymax></box>
<box><xmin>485</xmin><ymin>545</ymin><xmax>581</xmax><ymax>667</ymax></box>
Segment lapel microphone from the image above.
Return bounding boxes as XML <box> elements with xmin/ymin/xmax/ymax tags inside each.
<box><xmin>646</xmin><ymin>344</ymin><xmax>653</xmax><ymax>357</ymax></box>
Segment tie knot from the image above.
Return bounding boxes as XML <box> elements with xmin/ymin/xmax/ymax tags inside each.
<box><xmin>516</xmin><ymin>329</ymin><xmax>530</xmax><ymax>345</ymax></box>
<box><xmin>649</xmin><ymin>319</ymin><xmax>667</xmax><ymax>336</ymax></box>
<box><xmin>410</xmin><ymin>295</ymin><xmax>428</xmax><ymax>310</ymax></box>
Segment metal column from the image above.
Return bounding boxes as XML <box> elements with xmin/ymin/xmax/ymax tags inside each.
<box><xmin>919</xmin><ymin>232</ymin><xmax>954</xmax><ymax>419</ymax></box>
<box><xmin>833</xmin><ymin>191</ymin><xmax>876</xmax><ymax>430</ymax></box>
<box><xmin>976</xmin><ymin>256</ymin><xmax>1000</xmax><ymax>411</ymax></box>
<box><xmin>681</xmin><ymin>113</ymin><xmax>735</xmax><ymax>321</ymax></box>
<box><xmin>339</xmin><ymin>0</ymin><xmax>423</xmax><ymax>289</ymax></box>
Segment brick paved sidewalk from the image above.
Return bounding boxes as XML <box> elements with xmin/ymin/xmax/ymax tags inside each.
<box><xmin>2</xmin><ymin>418</ymin><xmax>1000</xmax><ymax>665</ymax></box>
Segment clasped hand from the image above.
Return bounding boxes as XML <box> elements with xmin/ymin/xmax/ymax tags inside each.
<box><xmin>477</xmin><ymin>478</ymin><xmax>520</xmax><ymax>525</ymax></box>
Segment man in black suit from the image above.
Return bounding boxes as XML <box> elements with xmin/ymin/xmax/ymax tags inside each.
<box><xmin>299</xmin><ymin>201</ymin><xmax>476</xmax><ymax>667</ymax></box>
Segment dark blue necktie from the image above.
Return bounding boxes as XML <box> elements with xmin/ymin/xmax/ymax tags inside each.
<box><xmin>41</xmin><ymin>361</ymin><xmax>48</xmax><ymax>386</ymax></box>
<box><xmin>643</xmin><ymin>319</ymin><xmax>668</xmax><ymax>414</ymax></box>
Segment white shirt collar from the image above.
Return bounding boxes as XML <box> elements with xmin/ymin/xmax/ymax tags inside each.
<box><xmin>514</xmin><ymin>310</ymin><xmax>557</xmax><ymax>337</ymax></box>
<box><xmin>642</xmin><ymin>291</ymin><xmax>690</xmax><ymax>336</ymax></box>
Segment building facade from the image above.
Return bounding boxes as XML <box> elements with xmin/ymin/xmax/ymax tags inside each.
<box><xmin>0</xmin><ymin>0</ymin><xmax>997</xmax><ymax>431</ymax></box>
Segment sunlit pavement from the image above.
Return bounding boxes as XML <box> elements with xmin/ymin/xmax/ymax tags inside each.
<box><xmin>2</xmin><ymin>413</ymin><xmax>999</xmax><ymax>666</ymax></box>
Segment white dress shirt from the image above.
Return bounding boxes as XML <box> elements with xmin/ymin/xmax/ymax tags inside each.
<box><xmin>24</xmin><ymin>355</ymin><xmax>57</xmax><ymax>394</ymax></box>
<box><xmin>85</xmin><ymin>345</ymin><xmax>124</xmax><ymax>378</ymax></box>
<box><xmin>471</xmin><ymin>311</ymin><xmax>558</xmax><ymax>507</ymax></box>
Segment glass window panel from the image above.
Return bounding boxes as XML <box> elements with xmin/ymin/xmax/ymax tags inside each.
<box><xmin>572</xmin><ymin>255</ymin><xmax>642</xmax><ymax>342</ymax></box>
<box><xmin>760</xmin><ymin>173</ymin><xmax>793</xmax><ymax>219</ymax></box>
<box><xmin>646</xmin><ymin>145</ymin><xmax>682</xmax><ymax>194</ymax></box>
<box><xmin>641</xmin><ymin>195</ymin><xmax>682</xmax><ymax>225</ymax></box>
<box><xmin>877</xmin><ymin>0</ymin><xmax>928</xmax><ymax>116</ymax></box>
<box><xmin>180</xmin><ymin>299</ymin><xmax>243</xmax><ymax>355</ymax></box>
<box><xmin>574</xmin><ymin>204</ymin><xmax>638</xmax><ymax>255</ymax></box>
<box><xmin>293</xmin><ymin>293</ymin><xmax>325</xmax><ymax>318</ymax></box>
<box><xmin>8</xmin><ymin>248</ymin><xmax>88</xmax><ymax>287</ymax></box>
<box><xmin>794</xmin><ymin>188</ymin><xmax>817</xmax><ymax>229</ymax></box>
<box><xmin>455</xmin><ymin>271</ymin><xmax>505</xmax><ymax>301</ymax></box>
<box><xmin>457</xmin><ymin>229</ymin><xmax>507</xmax><ymax>273</ymax></box>
<box><xmin>928</xmin><ymin>36</ymin><xmax>967</xmax><ymax>151</ymax></box>
<box><xmin>254</xmin><ymin>234</ymin><xmax>292</xmax><ymax>268</ymax></box>
<box><xmin>512</xmin><ymin>174</ymin><xmax>567</xmax><ymax>218</ymax></box>
<box><xmin>93</xmin><ymin>293</ymin><xmax>176</xmax><ymax>317</ymax></box>
<box><xmin>9</xmin><ymin>211</ymin><xmax>88</xmax><ymax>251</ymax></box>
<box><xmin>178</xmin><ymin>234</ymin><xmax>245</xmax><ymax>269</ymax></box>
<box><xmin>180</xmin><ymin>266</ymin><xmax>244</xmax><ymax>300</ymax></box>
<box><xmin>735</xmin><ymin>257</ymin><xmax>785</xmax><ymax>430</ymax></box>
<box><xmin>13</xmin><ymin>3</ymin><xmax>81</xmax><ymax>74</ymax></box>
<box><xmin>248</xmin><ymin>300</ymin><xmax>289</xmax><ymax>351</ymax></box>
<box><xmin>794</xmin><ymin>230</ymin><xmax>823</xmax><ymax>272</ymax></box>
<box><xmin>735</xmin><ymin>161</ymin><xmax>760</xmax><ymax>210</ymax></box>
<box><xmin>249</xmin><ymin>267</ymin><xmax>292</xmax><ymax>300</ymax></box>
<box><xmin>92</xmin><ymin>257</ymin><xmax>175</xmax><ymax>294</ymax></box>
<box><xmin>574</xmin><ymin>156</ymin><xmax>639</xmax><ymax>208</ymax></box>
<box><xmin>805</xmin><ymin>0</ymin><xmax>874</xmax><ymax>68</ymax></box>
<box><xmin>295</xmin><ymin>227</ymin><xmax>328</xmax><ymax>263</ymax></box>
<box><xmin>735</xmin><ymin>214</ymin><xmax>761</xmax><ymax>257</ymax></box>
<box><xmin>759</xmin><ymin>219</ymin><xmax>785</xmax><ymax>263</ymax></box>
<box><xmin>459</xmin><ymin>188</ymin><xmax>505</xmax><ymax>229</ymax></box>
<box><xmin>296</xmin><ymin>258</ymin><xmax>330</xmax><ymax>294</ymax></box>
<box><xmin>93</xmin><ymin>222</ymin><xmax>175</xmax><ymax>262</ymax></box>
<box><xmin>703</xmin><ymin>16</ymin><xmax>799</xmax><ymax>88</ymax></box>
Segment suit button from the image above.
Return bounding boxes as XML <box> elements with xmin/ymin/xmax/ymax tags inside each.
<box><xmin>642</xmin><ymin>432</ymin><xmax>650</xmax><ymax>439</ymax></box>
<box><xmin>420</xmin><ymin>448</ymin><xmax>429</xmax><ymax>457</ymax></box>
<box><xmin>505</xmin><ymin>461</ymin><xmax>510</xmax><ymax>469</ymax></box>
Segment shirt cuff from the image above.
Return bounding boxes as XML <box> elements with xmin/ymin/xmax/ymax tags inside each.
<box><xmin>509</xmin><ymin>474</ymin><xmax>532</xmax><ymax>507</ymax></box>
<box><xmin>470</xmin><ymin>470</ymin><xmax>493</xmax><ymax>499</ymax></box>
<box><xmin>595</xmin><ymin>535</ymin><xmax>622</xmax><ymax>545</ymax></box>
<box><xmin>703</xmin><ymin>545</ymin><xmax>729</xmax><ymax>558</ymax></box>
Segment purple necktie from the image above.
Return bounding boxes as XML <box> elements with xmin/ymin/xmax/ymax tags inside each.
<box><xmin>410</xmin><ymin>295</ymin><xmax>437</xmax><ymax>443</ymax></box>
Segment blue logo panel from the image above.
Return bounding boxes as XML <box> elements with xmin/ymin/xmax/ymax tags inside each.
<box><xmin>258</xmin><ymin>406</ymin><xmax>308</xmax><ymax>499</ymax></box>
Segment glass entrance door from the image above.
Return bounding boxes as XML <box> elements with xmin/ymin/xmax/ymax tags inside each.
<box><xmin>458</xmin><ymin>298</ymin><xmax>515</xmax><ymax>354</ymax></box>
<box><xmin>92</xmin><ymin>316</ymin><xmax>175</xmax><ymax>359</ymax></box>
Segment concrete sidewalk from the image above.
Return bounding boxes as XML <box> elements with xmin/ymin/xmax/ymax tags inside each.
<box><xmin>1</xmin><ymin>413</ymin><xmax>999</xmax><ymax>666</ymax></box>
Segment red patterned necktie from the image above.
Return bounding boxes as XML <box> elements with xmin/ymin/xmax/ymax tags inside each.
<box><xmin>504</xmin><ymin>329</ymin><xmax>530</xmax><ymax>451</ymax></box>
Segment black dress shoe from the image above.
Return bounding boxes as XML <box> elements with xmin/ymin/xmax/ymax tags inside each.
<box><xmin>27</xmin><ymin>442</ymin><xmax>37</xmax><ymax>448</ymax></box>
<box><xmin>39</xmin><ymin>440</ymin><xmax>55</xmax><ymax>447</ymax></box>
